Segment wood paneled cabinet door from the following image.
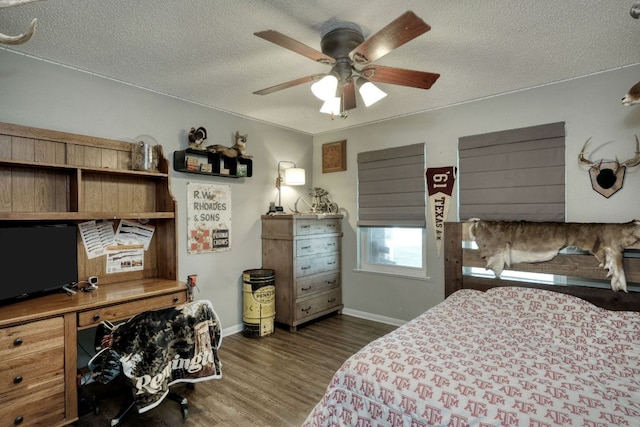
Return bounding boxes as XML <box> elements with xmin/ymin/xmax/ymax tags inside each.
<box><xmin>261</xmin><ymin>214</ymin><xmax>343</xmax><ymax>332</ymax></box>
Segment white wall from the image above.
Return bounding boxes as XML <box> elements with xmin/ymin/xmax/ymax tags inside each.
<box><xmin>0</xmin><ymin>49</ymin><xmax>313</xmax><ymax>333</ymax></box>
<box><xmin>3</xmin><ymin>48</ymin><xmax>640</xmax><ymax>327</ymax></box>
<box><xmin>313</xmin><ymin>64</ymin><xmax>640</xmax><ymax>322</ymax></box>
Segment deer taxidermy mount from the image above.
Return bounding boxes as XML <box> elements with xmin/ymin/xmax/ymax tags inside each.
<box><xmin>622</xmin><ymin>81</ymin><xmax>640</xmax><ymax>106</ymax></box>
<box><xmin>0</xmin><ymin>0</ymin><xmax>45</xmax><ymax>45</ymax></box>
<box><xmin>631</xmin><ymin>1</ymin><xmax>640</xmax><ymax>19</ymax></box>
<box><xmin>578</xmin><ymin>136</ymin><xmax>640</xmax><ymax>198</ymax></box>
<box><xmin>252</xmin><ymin>11</ymin><xmax>440</xmax><ymax>118</ymax></box>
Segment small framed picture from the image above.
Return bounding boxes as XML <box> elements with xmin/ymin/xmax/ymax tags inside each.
<box><xmin>322</xmin><ymin>140</ymin><xmax>347</xmax><ymax>173</ymax></box>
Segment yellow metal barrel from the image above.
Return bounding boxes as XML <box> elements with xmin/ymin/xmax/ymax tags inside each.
<box><xmin>242</xmin><ymin>269</ymin><xmax>275</xmax><ymax>337</ymax></box>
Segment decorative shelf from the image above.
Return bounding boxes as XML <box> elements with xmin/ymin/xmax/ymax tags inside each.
<box><xmin>173</xmin><ymin>149</ymin><xmax>252</xmax><ymax>178</ymax></box>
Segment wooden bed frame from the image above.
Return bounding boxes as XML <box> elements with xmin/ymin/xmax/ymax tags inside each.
<box><xmin>444</xmin><ymin>221</ymin><xmax>640</xmax><ymax>311</ymax></box>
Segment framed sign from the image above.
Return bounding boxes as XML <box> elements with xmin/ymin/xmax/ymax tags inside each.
<box><xmin>187</xmin><ymin>183</ymin><xmax>231</xmax><ymax>254</ymax></box>
<box><xmin>322</xmin><ymin>140</ymin><xmax>347</xmax><ymax>173</ymax></box>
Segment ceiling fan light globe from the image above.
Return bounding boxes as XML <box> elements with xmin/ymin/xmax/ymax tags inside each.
<box><xmin>311</xmin><ymin>75</ymin><xmax>338</xmax><ymax>100</ymax></box>
<box><xmin>320</xmin><ymin>97</ymin><xmax>341</xmax><ymax>115</ymax></box>
<box><xmin>358</xmin><ymin>80</ymin><xmax>387</xmax><ymax>107</ymax></box>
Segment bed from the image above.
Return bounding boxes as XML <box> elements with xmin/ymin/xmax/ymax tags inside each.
<box><xmin>302</xmin><ymin>221</ymin><xmax>640</xmax><ymax>427</ymax></box>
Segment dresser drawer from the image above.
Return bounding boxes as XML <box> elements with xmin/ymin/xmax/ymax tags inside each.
<box><xmin>78</xmin><ymin>291</ymin><xmax>187</xmax><ymax>327</ymax></box>
<box><xmin>295</xmin><ymin>253</ymin><xmax>339</xmax><ymax>278</ymax></box>
<box><xmin>0</xmin><ymin>317</ymin><xmax>64</xmax><ymax>360</ymax></box>
<box><xmin>296</xmin><ymin>236</ymin><xmax>339</xmax><ymax>257</ymax></box>
<box><xmin>0</xmin><ymin>346</ymin><xmax>64</xmax><ymax>397</ymax></box>
<box><xmin>296</xmin><ymin>271</ymin><xmax>340</xmax><ymax>297</ymax></box>
<box><xmin>296</xmin><ymin>288</ymin><xmax>342</xmax><ymax>321</ymax></box>
<box><xmin>1</xmin><ymin>381</ymin><xmax>65</xmax><ymax>426</ymax></box>
<box><xmin>295</xmin><ymin>218</ymin><xmax>341</xmax><ymax>236</ymax></box>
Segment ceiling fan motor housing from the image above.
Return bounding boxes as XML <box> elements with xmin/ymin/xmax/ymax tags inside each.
<box><xmin>320</xmin><ymin>28</ymin><xmax>364</xmax><ymax>59</ymax></box>
<box><xmin>321</xmin><ymin>28</ymin><xmax>364</xmax><ymax>84</ymax></box>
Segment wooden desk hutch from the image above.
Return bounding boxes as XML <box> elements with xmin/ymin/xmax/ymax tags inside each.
<box><xmin>0</xmin><ymin>122</ymin><xmax>187</xmax><ymax>426</ymax></box>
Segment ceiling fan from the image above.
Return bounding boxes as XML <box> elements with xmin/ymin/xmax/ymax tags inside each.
<box><xmin>253</xmin><ymin>11</ymin><xmax>440</xmax><ymax>118</ymax></box>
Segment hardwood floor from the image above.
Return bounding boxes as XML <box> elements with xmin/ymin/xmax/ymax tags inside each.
<box><xmin>76</xmin><ymin>314</ymin><xmax>397</xmax><ymax>426</ymax></box>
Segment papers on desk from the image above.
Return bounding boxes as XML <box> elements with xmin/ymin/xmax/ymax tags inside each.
<box><xmin>78</xmin><ymin>220</ymin><xmax>155</xmax><ymax>273</ymax></box>
<box><xmin>78</xmin><ymin>220</ymin><xmax>116</xmax><ymax>259</ymax></box>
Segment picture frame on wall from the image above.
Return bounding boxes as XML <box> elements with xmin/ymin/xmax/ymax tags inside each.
<box><xmin>322</xmin><ymin>140</ymin><xmax>347</xmax><ymax>173</ymax></box>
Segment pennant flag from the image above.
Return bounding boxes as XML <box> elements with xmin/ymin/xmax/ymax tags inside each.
<box><xmin>426</xmin><ymin>167</ymin><xmax>457</xmax><ymax>256</ymax></box>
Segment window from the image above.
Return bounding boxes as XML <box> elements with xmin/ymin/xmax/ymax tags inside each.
<box><xmin>359</xmin><ymin>227</ymin><xmax>426</xmax><ymax>277</ymax></box>
<box><xmin>356</xmin><ymin>143</ymin><xmax>427</xmax><ymax>278</ymax></box>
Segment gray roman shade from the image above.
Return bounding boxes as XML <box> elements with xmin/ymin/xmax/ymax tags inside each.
<box><xmin>357</xmin><ymin>143</ymin><xmax>426</xmax><ymax>227</ymax></box>
<box><xmin>458</xmin><ymin>122</ymin><xmax>565</xmax><ymax>222</ymax></box>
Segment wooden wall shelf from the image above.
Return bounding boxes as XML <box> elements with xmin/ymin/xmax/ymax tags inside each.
<box><xmin>173</xmin><ymin>148</ymin><xmax>252</xmax><ymax>178</ymax></box>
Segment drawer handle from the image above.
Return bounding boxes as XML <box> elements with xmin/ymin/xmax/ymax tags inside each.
<box><xmin>14</xmin><ymin>416</ymin><xmax>24</xmax><ymax>425</ymax></box>
<box><xmin>301</xmin><ymin>306</ymin><xmax>311</xmax><ymax>313</ymax></box>
<box><xmin>173</xmin><ymin>296</ymin><xmax>179</xmax><ymax>303</ymax></box>
<box><xmin>328</xmin><ymin>298</ymin><xmax>337</xmax><ymax>303</ymax></box>
<box><xmin>326</xmin><ymin>280</ymin><xmax>336</xmax><ymax>284</ymax></box>
<box><xmin>301</xmin><ymin>245</ymin><xmax>311</xmax><ymax>250</ymax></box>
<box><xmin>300</xmin><ymin>225</ymin><xmax>310</xmax><ymax>229</ymax></box>
<box><xmin>301</xmin><ymin>286</ymin><xmax>312</xmax><ymax>291</ymax></box>
<box><xmin>93</xmin><ymin>314</ymin><xmax>101</xmax><ymax>321</ymax></box>
<box><xmin>327</xmin><ymin>261</ymin><xmax>336</xmax><ymax>266</ymax></box>
<box><xmin>13</xmin><ymin>375</ymin><xmax>23</xmax><ymax>384</ymax></box>
<box><xmin>301</xmin><ymin>266</ymin><xmax>311</xmax><ymax>270</ymax></box>
<box><xmin>13</xmin><ymin>338</ymin><xmax>23</xmax><ymax>346</ymax></box>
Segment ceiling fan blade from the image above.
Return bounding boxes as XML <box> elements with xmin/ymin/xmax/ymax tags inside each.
<box><xmin>362</xmin><ymin>65</ymin><xmax>440</xmax><ymax>90</ymax></box>
<box><xmin>350</xmin><ymin>11</ymin><xmax>430</xmax><ymax>65</ymax></box>
<box><xmin>342</xmin><ymin>80</ymin><xmax>357</xmax><ymax>110</ymax></box>
<box><xmin>254</xmin><ymin>30</ymin><xmax>335</xmax><ymax>64</ymax></box>
<box><xmin>253</xmin><ymin>74</ymin><xmax>324</xmax><ymax>95</ymax></box>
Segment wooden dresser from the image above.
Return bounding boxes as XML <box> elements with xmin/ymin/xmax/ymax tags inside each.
<box><xmin>261</xmin><ymin>214</ymin><xmax>343</xmax><ymax>332</ymax></box>
<box><xmin>0</xmin><ymin>122</ymin><xmax>186</xmax><ymax>426</ymax></box>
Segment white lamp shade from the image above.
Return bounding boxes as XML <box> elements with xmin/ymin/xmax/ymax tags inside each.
<box><xmin>358</xmin><ymin>80</ymin><xmax>387</xmax><ymax>107</ymax></box>
<box><xmin>319</xmin><ymin>97</ymin><xmax>341</xmax><ymax>115</ymax></box>
<box><xmin>284</xmin><ymin>167</ymin><xmax>305</xmax><ymax>185</ymax></box>
<box><xmin>311</xmin><ymin>75</ymin><xmax>338</xmax><ymax>101</ymax></box>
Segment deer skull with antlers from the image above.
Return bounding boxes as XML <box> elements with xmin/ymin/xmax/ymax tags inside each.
<box><xmin>0</xmin><ymin>0</ymin><xmax>45</xmax><ymax>45</ymax></box>
<box><xmin>578</xmin><ymin>136</ymin><xmax>640</xmax><ymax>198</ymax></box>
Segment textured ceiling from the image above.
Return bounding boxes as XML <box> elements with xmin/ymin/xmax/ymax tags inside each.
<box><xmin>1</xmin><ymin>0</ymin><xmax>639</xmax><ymax>135</ymax></box>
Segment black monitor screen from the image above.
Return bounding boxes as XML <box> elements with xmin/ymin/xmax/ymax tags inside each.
<box><xmin>0</xmin><ymin>224</ymin><xmax>78</xmax><ymax>303</ymax></box>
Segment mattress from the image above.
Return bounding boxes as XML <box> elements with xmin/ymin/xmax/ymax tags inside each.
<box><xmin>303</xmin><ymin>287</ymin><xmax>640</xmax><ymax>426</ymax></box>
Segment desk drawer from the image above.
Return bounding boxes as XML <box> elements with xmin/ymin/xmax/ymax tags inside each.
<box><xmin>78</xmin><ymin>291</ymin><xmax>187</xmax><ymax>327</ymax></box>
<box><xmin>0</xmin><ymin>317</ymin><xmax>63</xmax><ymax>360</ymax></box>
<box><xmin>296</xmin><ymin>288</ymin><xmax>342</xmax><ymax>321</ymax></box>
<box><xmin>1</xmin><ymin>381</ymin><xmax>65</xmax><ymax>426</ymax></box>
<box><xmin>0</xmin><ymin>346</ymin><xmax>64</xmax><ymax>397</ymax></box>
